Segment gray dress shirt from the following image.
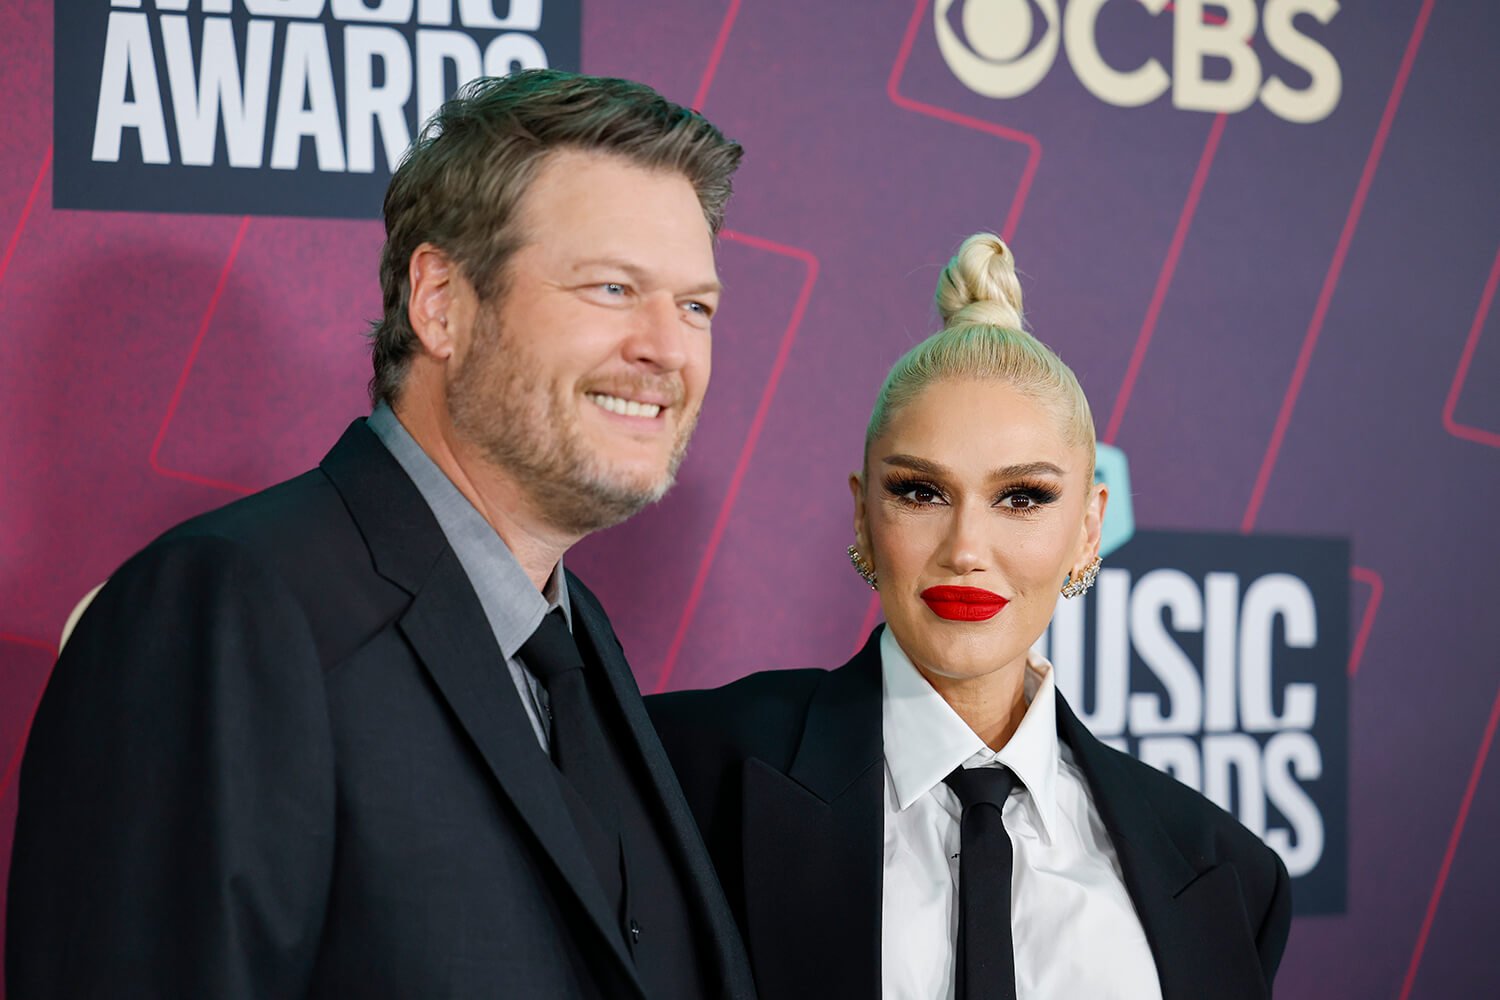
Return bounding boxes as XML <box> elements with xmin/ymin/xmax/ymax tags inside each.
<box><xmin>367</xmin><ymin>402</ymin><xmax>564</xmax><ymax>751</ymax></box>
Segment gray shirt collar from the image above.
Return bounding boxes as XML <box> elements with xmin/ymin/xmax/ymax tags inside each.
<box><xmin>367</xmin><ymin>402</ymin><xmax>571</xmax><ymax>658</ymax></box>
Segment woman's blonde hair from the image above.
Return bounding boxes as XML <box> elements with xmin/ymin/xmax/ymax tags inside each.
<box><xmin>865</xmin><ymin>233</ymin><xmax>1096</xmax><ymax>479</ymax></box>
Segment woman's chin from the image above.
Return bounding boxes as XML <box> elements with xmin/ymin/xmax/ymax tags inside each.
<box><xmin>896</xmin><ymin>630</ymin><xmax>1028</xmax><ymax>686</ymax></box>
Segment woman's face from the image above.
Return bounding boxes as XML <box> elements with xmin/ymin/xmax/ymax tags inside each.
<box><xmin>852</xmin><ymin>377</ymin><xmax>1105</xmax><ymax>685</ymax></box>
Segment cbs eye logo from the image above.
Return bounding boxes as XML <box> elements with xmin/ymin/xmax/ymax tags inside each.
<box><xmin>935</xmin><ymin>0</ymin><xmax>1062</xmax><ymax>99</ymax></box>
<box><xmin>935</xmin><ymin>0</ymin><xmax>1343</xmax><ymax>125</ymax></box>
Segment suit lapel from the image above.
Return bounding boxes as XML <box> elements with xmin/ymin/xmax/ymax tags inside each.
<box><xmin>568</xmin><ymin>577</ymin><xmax>756</xmax><ymax>1000</ymax></box>
<box><xmin>1056</xmin><ymin>696</ymin><xmax>1268</xmax><ymax>1000</ymax></box>
<box><xmin>741</xmin><ymin>633</ymin><xmax>886</xmax><ymax>1000</ymax></box>
<box><xmin>321</xmin><ymin>422</ymin><xmax>644</xmax><ymax>997</ymax></box>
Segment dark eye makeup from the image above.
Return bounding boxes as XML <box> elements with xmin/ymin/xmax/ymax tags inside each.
<box><xmin>883</xmin><ymin>476</ymin><xmax>947</xmax><ymax>506</ymax></box>
<box><xmin>996</xmin><ymin>480</ymin><xmax>1062</xmax><ymax>513</ymax></box>
<box><xmin>881</xmin><ymin>476</ymin><xmax>1061</xmax><ymax>515</ymax></box>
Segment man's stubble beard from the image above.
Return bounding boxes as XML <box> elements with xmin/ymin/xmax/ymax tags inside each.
<box><xmin>447</xmin><ymin>312</ymin><xmax>699</xmax><ymax>538</ymax></box>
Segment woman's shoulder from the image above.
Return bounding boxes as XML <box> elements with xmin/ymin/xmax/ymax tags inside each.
<box><xmin>649</xmin><ymin>665</ymin><xmax>830</xmax><ymax>727</ymax></box>
<box><xmin>647</xmin><ymin>666</ymin><xmax>834</xmax><ymax>766</ymax></box>
<box><xmin>1079</xmin><ymin>730</ymin><xmax>1289</xmax><ymax>894</ymax></box>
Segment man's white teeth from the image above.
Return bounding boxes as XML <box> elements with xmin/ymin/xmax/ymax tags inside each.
<box><xmin>588</xmin><ymin>393</ymin><xmax>662</xmax><ymax>419</ymax></box>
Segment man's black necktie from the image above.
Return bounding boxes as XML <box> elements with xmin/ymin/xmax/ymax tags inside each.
<box><xmin>944</xmin><ymin>765</ymin><xmax>1019</xmax><ymax>1000</ymax></box>
<box><xmin>518</xmin><ymin>610</ymin><xmax>622</xmax><ymax>903</ymax></box>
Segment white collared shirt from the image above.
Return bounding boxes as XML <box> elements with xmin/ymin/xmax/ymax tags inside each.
<box><xmin>880</xmin><ymin>629</ymin><xmax>1163</xmax><ymax>999</ymax></box>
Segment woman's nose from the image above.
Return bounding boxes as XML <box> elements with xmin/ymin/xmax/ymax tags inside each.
<box><xmin>935</xmin><ymin>505</ymin><xmax>986</xmax><ymax>575</ymax></box>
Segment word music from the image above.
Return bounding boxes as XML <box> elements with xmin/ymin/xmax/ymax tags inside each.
<box><xmin>1039</xmin><ymin>567</ymin><xmax>1329</xmax><ymax>878</ymax></box>
<box><xmin>92</xmin><ymin>0</ymin><xmax>554</xmax><ymax>173</ymax></box>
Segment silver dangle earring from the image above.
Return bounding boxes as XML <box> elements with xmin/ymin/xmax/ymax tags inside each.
<box><xmin>847</xmin><ymin>545</ymin><xmax>878</xmax><ymax>590</ymax></box>
<box><xmin>1061</xmin><ymin>556</ymin><xmax>1102</xmax><ymax>599</ymax></box>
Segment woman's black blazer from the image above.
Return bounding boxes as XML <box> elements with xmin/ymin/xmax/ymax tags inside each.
<box><xmin>647</xmin><ymin>627</ymin><xmax>1291</xmax><ymax>1000</ymax></box>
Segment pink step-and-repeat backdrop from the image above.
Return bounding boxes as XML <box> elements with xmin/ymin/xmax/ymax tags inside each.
<box><xmin>3</xmin><ymin>0</ymin><xmax>1498</xmax><ymax>994</ymax></box>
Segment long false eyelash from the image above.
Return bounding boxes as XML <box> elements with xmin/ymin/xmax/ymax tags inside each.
<box><xmin>996</xmin><ymin>479</ymin><xmax>1062</xmax><ymax>514</ymax></box>
<box><xmin>881</xmin><ymin>476</ymin><xmax>1063</xmax><ymax>512</ymax></box>
<box><xmin>883</xmin><ymin>476</ymin><xmax>947</xmax><ymax>506</ymax></box>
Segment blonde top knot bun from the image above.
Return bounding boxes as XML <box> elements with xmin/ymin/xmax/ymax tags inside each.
<box><xmin>865</xmin><ymin>231</ymin><xmax>1097</xmax><ymax>481</ymax></box>
<box><xmin>934</xmin><ymin>232</ymin><xmax>1025</xmax><ymax>331</ymax></box>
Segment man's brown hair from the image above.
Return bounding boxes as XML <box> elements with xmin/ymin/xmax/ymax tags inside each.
<box><xmin>369</xmin><ymin>69</ymin><xmax>743</xmax><ymax>405</ymax></box>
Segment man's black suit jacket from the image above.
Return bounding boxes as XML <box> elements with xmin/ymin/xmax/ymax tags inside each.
<box><xmin>7</xmin><ymin>420</ymin><xmax>755</xmax><ymax>999</ymax></box>
<box><xmin>647</xmin><ymin>629</ymin><xmax>1291</xmax><ymax>1000</ymax></box>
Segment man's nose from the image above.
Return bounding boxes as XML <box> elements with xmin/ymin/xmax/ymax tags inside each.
<box><xmin>625</xmin><ymin>293</ymin><xmax>691</xmax><ymax>371</ymax></box>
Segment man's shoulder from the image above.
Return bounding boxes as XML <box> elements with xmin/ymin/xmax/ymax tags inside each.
<box><xmin>160</xmin><ymin>466</ymin><xmax>347</xmax><ymax>548</ymax></box>
<box><xmin>144</xmin><ymin>416</ymin><xmax>404</xmax><ymax>566</ymax></box>
<box><xmin>95</xmin><ymin>452</ymin><xmax>408</xmax><ymax>666</ymax></box>
<box><xmin>144</xmin><ymin>466</ymin><xmax>366</xmax><ymax>587</ymax></box>
<box><xmin>149</xmin><ymin>415</ymin><xmax>417</xmax><ymax>574</ymax></box>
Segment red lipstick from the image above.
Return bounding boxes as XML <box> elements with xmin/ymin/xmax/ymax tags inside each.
<box><xmin>920</xmin><ymin>586</ymin><xmax>1009</xmax><ymax>622</ymax></box>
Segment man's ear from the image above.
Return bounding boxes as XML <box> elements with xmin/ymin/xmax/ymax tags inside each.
<box><xmin>407</xmin><ymin>243</ymin><xmax>461</xmax><ymax>360</ymax></box>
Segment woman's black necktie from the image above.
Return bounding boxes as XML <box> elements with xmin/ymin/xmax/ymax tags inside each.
<box><xmin>944</xmin><ymin>765</ymin><xmax>1019</xmax><ymax>1000</ymax></box>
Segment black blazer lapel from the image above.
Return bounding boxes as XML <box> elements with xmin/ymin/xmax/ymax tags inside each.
<box><xmin>320</xmin><ymin>421</ymin><xmax>644</xmax><ymax>996</ymax></box>
<box><xmin>740</xmin><ymin>632</ymin><xmax>886</xmax><ymax>1000</ymax></box>
<box><xmin>568</xmin><ymin>576</ymin><xmax>757</xmax><ymax>1000</ymax></box>
<box><xmin>1056</xmin><ymin>696</ymin><xmax>1269</xmax><ymax>1000</ymax></box>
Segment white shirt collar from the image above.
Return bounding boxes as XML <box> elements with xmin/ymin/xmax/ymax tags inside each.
<box><xmin>880</xmin><ymin>627</ymin><xmax>1061</xmax><ymax>838</ymax></box>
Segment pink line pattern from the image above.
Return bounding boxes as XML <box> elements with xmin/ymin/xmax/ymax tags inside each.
<box><xmin>1103</xmin><ymin>0</ymin><xmax>1255</xmax><ymax>444</ymax></box>
<box><xmin>652</xmin><ymin>0</ymin><xmax>828</xmax><ymax>691</ymax></box>
<box><xmin>885</xmin><ymin>0</ymin><xmax>1042</xmax><ymax>243</ymax></box>
<box><xmin>1103</xmin><ymin>114</ymin><xmax>1229</xmax><ymax>445</ymax></box>
<box><xmin>1441</xmin><ymin>243</ymin><xmax>1500</xmax><ymax>448</ymax></box>
<box><xmin>693</xmin><ymin>0</ymin><xmax>743</xmax><ymax>112</ymax></box>
<box><xmin>1347</xmin><ymin>565</ymin><xmax>1384</xmax><ymax>677</ymax></box>
<box><xmin>0</xmin><ymin>632</ymin><xmax>53</xmax><ymax>654</ymax></box>
<box><xmin>1399</xmin><ymin>679</ymin><xmax>1500</xmax><ymax>999</ymax></box>
<box><xmin>1241</xmin><ymin>0</ymin><xmax>1437</xmax><ymax>533</ymax></box>
<box><xmin>653</xmin><ymin>231</ymin><xmax>820</xmax><ymax>693</ymax></box>
<box><xmin>1160</xmin><ymin>1</ymin><xmax>1228</xmax><ymax>26</ymax></box>
<box><xmin>0</xmin><ymin>146</ymin><xmax>52</xmax><ymax>293</ymax></box>
<box><xmin>147</xmin><ymin>217</ymin><xmax>256</xmax><ymax>496</ymax></box>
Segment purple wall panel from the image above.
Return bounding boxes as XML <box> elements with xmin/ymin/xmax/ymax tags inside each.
<box><xmin>3</xmin><ymin>0</ymin><xmax>1497</xmax><ymax>994</ymax></box>
<box><xmin>151</xmin><ymin>217</ymin><xmax>384</xmax><ymax>492</ymax></box>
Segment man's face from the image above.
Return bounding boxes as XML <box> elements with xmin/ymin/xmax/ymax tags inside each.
<box><xmin>447</xmin><ymin>149</ymin><xmax>720</xmax><ymax>536</ymax></box>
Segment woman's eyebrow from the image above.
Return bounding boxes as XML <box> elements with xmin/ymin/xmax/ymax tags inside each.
<box><xmin>882</xmin><ymin>455</ymin><xmax>1065</xmax><ymax>480</ymax></box>
<box><xmin>989</xmin><ymin>461</ymin><xmax>1065</xmax><ymax>479</ymax></box>
<box><xmin>882</xmin><ymin>454</ymin><xmax>947</xmax><ymax>477</ymax></box>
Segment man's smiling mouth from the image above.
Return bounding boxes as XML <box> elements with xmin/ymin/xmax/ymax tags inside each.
<box><xmin>587</xmin><ymin>392</ymin><xmax>663</xmax><ymax>419</ymax></box>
